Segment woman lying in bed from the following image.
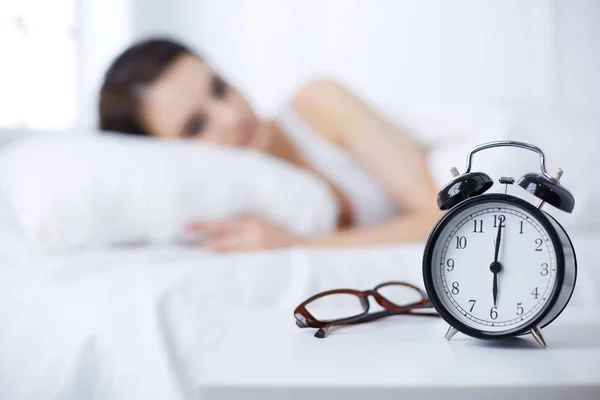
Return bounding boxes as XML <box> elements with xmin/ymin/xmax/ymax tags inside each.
<box><xmin>99</xmin><ymin>38</ymin><xmax>442</xmax><ymax>252</ymax></box>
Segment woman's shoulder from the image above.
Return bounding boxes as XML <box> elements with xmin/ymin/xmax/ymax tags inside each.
<box><xmin>291</xmin><ymin>78</ymin><xmax>357</xmax><ymax>119</ymax></box>
<box><xmin>289</xmin><ymin>78</ymin><xmax>357</xmax><ymax>147</ymax></box>
<box><xmin>293</xmin><ymin>78</ymin><xmax>351</xmax><ymax>102</ymax></box>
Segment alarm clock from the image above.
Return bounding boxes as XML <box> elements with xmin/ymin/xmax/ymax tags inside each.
<box><xmin>422</xmin><ymin>140</ymin><xmax>577</xmax><ymax>348</ymax></box>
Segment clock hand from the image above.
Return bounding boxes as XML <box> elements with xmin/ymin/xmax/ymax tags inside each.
<box><xmin>493</xmin><ymin>269</ymin><xmax>498</xmax><ymax>307</ymax></box>
<box><xmin>490</xmin><ymin>222</ymin><xmax>503</xmax><ymax>307</ymax></box>
<box><xmin>494</xmin><ymin>222</ymin><xmax>503</xmax><ymax>263</ymax></box>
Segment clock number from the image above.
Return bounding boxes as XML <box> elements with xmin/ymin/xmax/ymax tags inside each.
<box><xmin>531</xmin><ymin>287</ymin><xmax>540</xmax><ymax>300</ymax></box>
<box><xmin>489</xmin><ymin>306</ymin><xmax>498</xmax><ymax>320</ymax></box>
<box><xmin>519</xmin><ymin>221</ymin><xmax>524</xmax><ymax>234</ymax></box>
<box><xmin>468</xmin><ymin>299</ymin><xmax>476</xmax><ymax>312</ymax></box>
<box><xmin>493</xmin><ymin>214</ymin><xmax>506</xmax><ymax>228</ymax></box>
<box><xmin>535</xmin><ymin>238</ymin><xmax>543</xmax><ymax>251</ymax></box>
<box><xmin>472</xmin><ymin>220</ymin><xmax>484</xmax><ymax>233</ymax></box>
<box><xmin>455</xmin><ymin>236</ymin><xmax>467</xmax><ymax>249</ymax></box>
<box><xmin>446</xmin><ymin>258</ymin><xmax>455</xmax><ymax>272</ymax></box>
<box><xmin>516</xmin><ymin>302</ymin><xmax>524</xmax><ymax>315</ymax></box>
<box><xmin>540</xmin><ymin>262</ymin><xmax>549</xmax><ymax>276</ymax></box>
<box><xmin>451</xmin><ymin>282</ymin><xmax>460</xmax><ymax>295</ymax></box>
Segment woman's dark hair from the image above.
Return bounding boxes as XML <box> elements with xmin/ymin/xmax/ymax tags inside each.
<box><xmin>99</xmin><ymin>38</ymin><xmax>192</xmax><ymax>135</ymax></box>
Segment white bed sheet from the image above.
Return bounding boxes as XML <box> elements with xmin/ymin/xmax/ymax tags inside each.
<box><xmin>0</xmin><ymin>232</ymin><xmax>598</xmax><ymax>400</ymax></box>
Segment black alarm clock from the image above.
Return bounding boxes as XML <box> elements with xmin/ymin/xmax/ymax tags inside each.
<box><xmin>422</xmin><ymin>140</ymin><xmax>577</xmax><ymax>348</ymax></box>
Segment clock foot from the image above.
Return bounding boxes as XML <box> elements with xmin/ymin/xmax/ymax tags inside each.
<box><xmin>531</xmin><ymin>325</ymin><xmax>547</xmax><ymax>348</ymax></box>
<box><xmin>444</xmin><ymin>326</ymin><xmax>458</xmax><ymax>341</ymax></box>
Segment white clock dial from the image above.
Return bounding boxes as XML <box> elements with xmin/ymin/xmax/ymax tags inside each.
<box><xmin>431</xmin><ymin>201</ymin><xmax>558</xmax><ymax>333</ymax></box>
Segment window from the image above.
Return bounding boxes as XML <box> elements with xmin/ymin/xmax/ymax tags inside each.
<box><xmin>0</xmin><ymin>0</ymin><xmax>78</xmax><ymax>130</ymax></box>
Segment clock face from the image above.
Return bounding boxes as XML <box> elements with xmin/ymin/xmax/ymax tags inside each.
<box><xmin>427</xmin><ymin>197</ymin><xmax>559</xmax><ymax>335</ymax></box>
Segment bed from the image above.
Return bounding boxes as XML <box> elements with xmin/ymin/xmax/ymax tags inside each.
<box><xmin>0</xmin><ymin>230</ymin><xmax>599</xmax><ymax>399</ymax></box>
<box><xmin>0</xmin><ymin>106</ymin><xmax>598</xmax><ymax>399</ymax></box>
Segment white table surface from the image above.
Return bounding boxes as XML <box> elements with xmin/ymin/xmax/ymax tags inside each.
<box><xmin>188</xmin><ymin>307</ymin><xmax>600</xmax><ymax>400</ymax></box>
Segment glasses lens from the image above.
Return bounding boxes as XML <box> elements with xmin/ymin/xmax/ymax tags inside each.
<box><xmin>376</xmin><ymin>284</ymin><xmax>424</xmax><ymax>307</ymax></box>
<box><xmin>305</xmin><ymin>293</ymin><xmax>365</xmax><ymax>322</ymax></box>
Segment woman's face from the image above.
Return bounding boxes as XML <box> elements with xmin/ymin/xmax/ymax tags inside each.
<box><xmin>140</xmin><ymin>53</ymin><xmax>266</xmax><ymax>150</ymax></box>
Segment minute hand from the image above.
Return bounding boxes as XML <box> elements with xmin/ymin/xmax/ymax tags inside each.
<box><xmin>494</xmin><ymin>222</ymin><xmax>503</xmax><ymax>263</ymax></box>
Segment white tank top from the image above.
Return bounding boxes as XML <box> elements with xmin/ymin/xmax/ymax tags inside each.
<box><xmin>274</xmin><ymin>105</ymin><xmax>400</xmax><ymax>227</ymax></box>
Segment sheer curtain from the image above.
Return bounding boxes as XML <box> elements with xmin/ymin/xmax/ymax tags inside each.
<box><xmin>0</xmin><ymin>0</ymin><xmax>77</xmax><ymax>130</ymax></box>
<box><xmin>0</xmin><ymin>0</ymin><xmax>133</xmax><ymax>131</ymax></box>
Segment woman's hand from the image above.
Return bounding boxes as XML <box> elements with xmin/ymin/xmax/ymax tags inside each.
<box><xmin>185</xmin><ymin>216</ymin><xmax>301</xmax><ymax>252</ymax></box>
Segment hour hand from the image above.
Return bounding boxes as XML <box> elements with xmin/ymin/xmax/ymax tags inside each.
<box><xmin>492</xmin><ymin>271</ymin><xmax>498</xmax><ymax>306</ymax></box>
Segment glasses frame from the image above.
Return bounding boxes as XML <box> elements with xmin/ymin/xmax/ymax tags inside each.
<box><xmin>294</xmin><ymin>281</ymin><xmax>438</xmax><ymax>338</ymax></box>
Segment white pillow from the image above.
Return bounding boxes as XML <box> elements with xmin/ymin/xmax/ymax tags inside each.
<box><xmin>0</xmin><ymin>133</ymin><xmax>338</xmax><ymax>253</ymax></box>
<box><xmin>0</xmin><ymin>188</ymin><xmax>32</xmax><ymax>262</ymax></box>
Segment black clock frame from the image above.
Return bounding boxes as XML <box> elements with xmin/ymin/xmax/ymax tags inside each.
<box><xmin>422</xmin><ymin>193</ymin><xmax>577</xmax><ymax>340</ymax></box>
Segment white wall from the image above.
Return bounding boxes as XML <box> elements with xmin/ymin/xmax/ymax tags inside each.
<box><xmin>131</xmin><ymin>0</ymin><xmax>600</xmax><ymax>120</ymax></box>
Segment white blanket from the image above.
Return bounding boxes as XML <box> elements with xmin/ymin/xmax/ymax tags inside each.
<box><xmin>1</xmin><ymin>232</ymin><xmax>598</xmax><ymax>399</ymax></box>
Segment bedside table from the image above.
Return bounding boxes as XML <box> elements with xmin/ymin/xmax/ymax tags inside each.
<box><xmin>170</xmin><ymin>307</ymin><xmax>600</xmax><ymax>399</ymax></box>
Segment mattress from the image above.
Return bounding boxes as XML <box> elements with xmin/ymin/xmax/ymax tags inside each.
<box><xmin>0</xmin><ymin>231</ymin><xmax>598</xmax><ymax>399</ymax></box>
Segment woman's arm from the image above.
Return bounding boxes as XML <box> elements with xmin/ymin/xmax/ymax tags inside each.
<box><xmin>291</xmin><ymin>79</ymin><xmax>443</xmax><ymax>245</ymax></box>
<box><xmin>301</xmin><ymin>210</ymin><xmax>441</xmax><ymax>247</ymax></box>
<box><xmin>190</xmin><ymin>209</ymin><xmax>441</xmax><ymax>252</ymax></box>
<box><xmin>191</xmin><ymin>79</ymin><xmax>443</xmax><ymax>252</ymax></box>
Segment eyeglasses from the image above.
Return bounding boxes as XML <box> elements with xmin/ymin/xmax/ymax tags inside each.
<box><xmin>294</xmin><ymin>281</ymin><xmax>438</xmax><ymax>338</ymax></box>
